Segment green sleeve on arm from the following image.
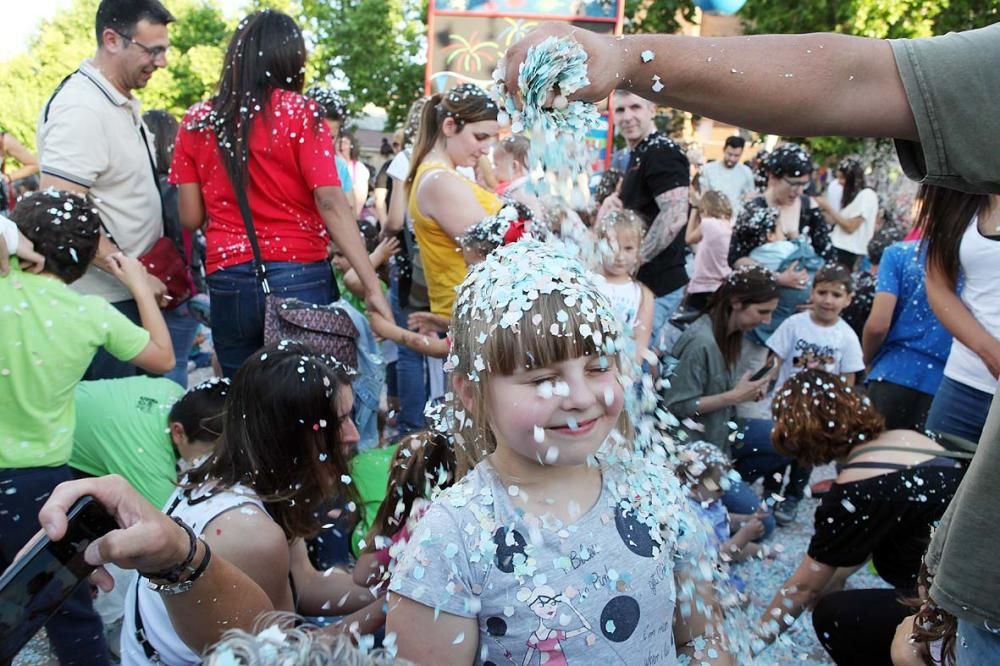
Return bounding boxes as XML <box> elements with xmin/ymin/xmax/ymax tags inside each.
<box><xmin>890</xmin><ymin>25</ymin><xmax>1000</xmax><ymax>195</ymax></box>
<box><xmin>94</xmin><ymin>299</ymin><xmax>152</xmax><ymax>361</ymax></box>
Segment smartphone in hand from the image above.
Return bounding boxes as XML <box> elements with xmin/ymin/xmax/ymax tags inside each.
<box><xmin>750</xmin><ymin>358</ymin><xmax>776</xmax><ymax>382</ymax></box>
<box><xmin>0</xmin><ymin>495</ymin><xmax>117</xmax><ymax>661</ymax></box>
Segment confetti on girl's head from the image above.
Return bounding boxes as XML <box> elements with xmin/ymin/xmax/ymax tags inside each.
<box><xmin>460</xmin><ymin>203</ymin><xmax>534</xmax><ymax>263</ymax></box>
<box><xmin>10</xmin><ymin>189</ymin><xmax>101</xmax><ymax>283</ymax></box>
<box><xmin>446</xmin><ymin>239</ymin><xmax>624</xmax><ymax>471</ymax></box>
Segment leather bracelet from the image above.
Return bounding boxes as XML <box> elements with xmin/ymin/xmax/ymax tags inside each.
<box><xmin>139</xmin><ymin>517</ymin><xmax>197</xmax><ymax>583</ymax></box>
<box><xmin>147</xmin><ymin>539</ymin><xmax>213</xmax><ymax>596</ymax></box>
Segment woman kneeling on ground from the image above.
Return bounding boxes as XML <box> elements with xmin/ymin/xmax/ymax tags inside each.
<box><xmin>756</xmin><ymin>369</ymin><xmax>967</xmax><ymax>665</ymax></box>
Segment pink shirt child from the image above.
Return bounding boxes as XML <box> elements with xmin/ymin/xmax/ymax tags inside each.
<box><xmin>688</xmin><ymin>216</ymin><xmax>733</xmax><ymax>295</ymax></box>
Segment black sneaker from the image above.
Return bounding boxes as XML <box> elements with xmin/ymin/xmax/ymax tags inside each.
<box><xmin>774</xmin><ymin>497</ymin><xmax>801</xmax><ymax>526</ymax></box>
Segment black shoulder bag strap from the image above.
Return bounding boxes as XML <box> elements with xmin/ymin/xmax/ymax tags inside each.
<box><xmin>137</xmin><ymin>123</ymin><xmax>179</xmax><ymax>257</ymax></box>
<box><xmin>133</xmin><ymin>494</ymin><xmax>185</xmax><ymax>662</ymax></box>
<box><xmin>229</xmin><ymin>171</ymin><xmax>271</xmax><ymax>295</ymax></box>
<box><xmin>42</xmin><ymin>70</ymin><xmax>78</xmax><ymax>124</ymax></box>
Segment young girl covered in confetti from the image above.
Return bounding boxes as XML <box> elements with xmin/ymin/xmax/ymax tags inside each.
<box><xmin>386</xmin><ymin>240</ymin><xmax>737</xmax><ymax>665</ymax></box>
<box><xmin>592</xmin><ymin>209</ymin><xmax>655</xmax><ymax>356</ymax></box>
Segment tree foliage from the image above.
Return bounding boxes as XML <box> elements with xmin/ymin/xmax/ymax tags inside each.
<box><xmin>0</xmin><ymin>0</ymin><xmax>428</xmax><ymax>152</ymax></box>
<box><xmin>738</xmin><ymin>0</ymin><xmax>999</xmax><ymax>159</ymax></box>
<box><xmin>301</xmin><ymin>0</ymin><xmax>426</xmax><ymax>127</ymax></box>
<box><xmin>624</xmin><ymin>0</ymin><xmax>696</xmax><ymax>35</ymax></box>
<box><xmin>740</xmin><ymin>0</ymin><xmax>997</xmax><ymax>39</ymax></box>
<box><xmin>0</xmin><ymin>0</ymin><xmax>232</xmax><ymax>151</ymax></box>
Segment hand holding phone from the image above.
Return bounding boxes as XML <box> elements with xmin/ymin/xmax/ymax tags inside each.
<box><xmin>33</xmin><ymin>476</ymin><xmax>191</xmax><ymax>590</ymax></box>
<box><xmin>750</xmin><ymin>358</ymin><xmax>776</xmax><ymax>382</ymax></box>
<box><xmin>0</xmin><ymin>495</ymin><xmax>117</xmax><ymax>661</ymax></box>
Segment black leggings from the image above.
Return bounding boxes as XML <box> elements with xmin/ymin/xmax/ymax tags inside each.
<box><xmin>813</xmin><ymin>588</ymin><xmax>911</xmax><ymax>666</ymax></box>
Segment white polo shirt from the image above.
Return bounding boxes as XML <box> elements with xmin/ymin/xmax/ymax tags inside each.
<box><xmin>37</xmin><ymin>59</ymin><xmax>163</xmax><ymax>303</ymax></box>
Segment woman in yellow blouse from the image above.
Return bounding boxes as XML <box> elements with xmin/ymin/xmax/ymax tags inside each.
<box><xmin>405</xmin><ymin>84</ymin><xmax>502</xmax><ymax>316</ymax></box>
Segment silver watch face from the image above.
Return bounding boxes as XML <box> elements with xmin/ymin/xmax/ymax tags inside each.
<box><xmin>146</xmin><ymin>579</ymin><xmax>194</xmax><ymax>596</ymax></box>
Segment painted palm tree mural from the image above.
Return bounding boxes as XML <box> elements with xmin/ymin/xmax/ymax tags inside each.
<box><xmin>442</xmin><ymin>32</ymin><xmax>501</xmax><ymax>72</ymax></box>
<box><xmin>497</xmin><ymin>17</ymin><xmax>538</xmax><ymax>46</ymax></box>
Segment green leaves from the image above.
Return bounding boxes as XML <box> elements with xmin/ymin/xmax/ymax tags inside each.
<box><xmin>301</xmin><ymin>0</ymin><xmax>426</xmax><ymax>128</ymax></box>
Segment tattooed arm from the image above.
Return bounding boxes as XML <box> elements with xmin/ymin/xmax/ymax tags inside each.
<box><xmin>639</xmin><ymin>186</ymin><xmax>689</xmax><ymax>264</ymax></box>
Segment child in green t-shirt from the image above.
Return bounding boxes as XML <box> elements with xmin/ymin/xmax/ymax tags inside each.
<box><xmin>0</xmin><ymin>191</ymin><xmax>176</xmax><ymax>663</ymax></box>
<box><xmin>1</xmin><ymin>191</ymin><xmax>175</xmax><ymax>472</ymax></box>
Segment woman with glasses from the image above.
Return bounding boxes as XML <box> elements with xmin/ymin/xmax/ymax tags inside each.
<box><xmin>728</xmin><ymin>143</ymin><xmax>835</xmax><ymax>271</ymax></box>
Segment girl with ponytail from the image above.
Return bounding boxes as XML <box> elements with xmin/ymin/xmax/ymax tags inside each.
<box><xmin>405</xmin><ymin>84</ymin><xmax>502</xmax><ymax>317</ymax></box>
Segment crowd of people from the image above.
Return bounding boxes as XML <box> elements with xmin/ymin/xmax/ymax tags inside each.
<box><xmin>1</xmin><ymin>1</ymin><xmax>998</xmax><ymax>665</ymax></box>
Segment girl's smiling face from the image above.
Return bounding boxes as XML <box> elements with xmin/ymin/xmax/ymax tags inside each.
<box><xmin>475</xmin><ymin>354</ymin><xmax>625</xmax><ymax>468</ymax></box>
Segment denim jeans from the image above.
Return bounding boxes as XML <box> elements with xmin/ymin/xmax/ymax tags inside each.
<box><xmin>720</xmin><ymin>478</ymin><xmax>775</xmax><ymax>539</ymax></box>
<box><xmin>84</xmin><ymin>299</ymin><xmax>141</xmax><ymax>381</ymax></box>
<box><xmin>162</xmin><ymin>302</ymin><xmax>200</xmax><ymax>387</ymax></box>
<box><xmin>956</xmin><ymin>619</ymin><xmax>1000</xmax><ymax>665</ymax></box>
<box><xmin>651</xmin><ymin>284</ymin><xmax>687</xmax><ymax>352</ymax></box>
<box><xmin>925</xmin><ymin>376</ymin><xmax>994</xmax><ymax>447</ymax></box>
<box><xmin>0</xmin><ymin>466</ymin><xmax>111</xmax><ymax>665</ymax></box>
<box><xmin>207</xmin><ymin>261</ymin><xmax>336</xmax><ymax>377</ymax></box>
<box><xmin>390</xmin><ymin>272</ymin><xmax>429</xmax><ymax>435</ymax></box>
<box><xmin>731</xmin><ymin>418</ymin><xmax>790</xmax><ymax>485</ymax></box>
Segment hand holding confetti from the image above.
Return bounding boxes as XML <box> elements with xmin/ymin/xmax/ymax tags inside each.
<box><xmin>493</xmin><ymin>36</ymin><xmax>602</xmax><ymax>199</ymax></box>
<box><xmin>499</xmin><ymin>22</ymin><xmax>622</xmax><ymax>107</ymax></box>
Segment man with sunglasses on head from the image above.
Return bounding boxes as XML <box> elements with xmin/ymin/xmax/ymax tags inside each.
<box><xmin>37</xmin><ymin>0</ymin><xmax>175</xmax><ymax>381</ymax></box>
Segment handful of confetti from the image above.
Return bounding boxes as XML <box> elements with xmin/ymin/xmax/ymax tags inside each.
<box><xmin>492</xmin><ymin>36</ymin><xmax>601</xmax><ymax>199</ymax></box>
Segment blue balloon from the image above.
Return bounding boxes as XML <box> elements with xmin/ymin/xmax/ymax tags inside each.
<box><xmin>694</xmin><ymin>0</ymin><xmax>748</xmax><ymax>15</ymax></box>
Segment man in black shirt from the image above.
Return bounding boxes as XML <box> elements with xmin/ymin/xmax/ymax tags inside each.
<box><xmin>607</xmin><ymin>91</ymin><xmax>690</xmax><ymax>344</ymax></box>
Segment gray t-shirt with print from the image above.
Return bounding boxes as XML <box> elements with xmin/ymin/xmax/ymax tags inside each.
<box><xmin>390</xmin><ymin>460</ymin><xmax>684</xmax><ymax>665</ymax></box>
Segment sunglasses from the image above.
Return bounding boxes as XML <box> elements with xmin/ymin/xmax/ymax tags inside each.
<box><xmin>781</xmin><ymin>177</ymin><xmax>810</xmax><ymax>190</ymax></box>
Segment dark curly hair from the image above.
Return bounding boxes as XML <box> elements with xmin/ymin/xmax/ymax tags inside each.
<box><xmin>765</xmin><ymin>143</ymin><xmax>814</xmax><ymax>178</ymax></box>
<box><xmin>11</xmin><ymin>190</ymin><xmax>101</xmax><ymax>283</ymax></box>
<box><xmin>771</xmin><ymin>369</ymin><xmax>885</xmax><ymax>466</ymax></box>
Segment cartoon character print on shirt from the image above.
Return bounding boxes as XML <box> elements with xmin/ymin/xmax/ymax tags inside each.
<box><xmin>517</xmin><ymin>584</ymin><xmax>594</xmax><ymax>666</ymax></box>
<box><xmin>790</xmin><ymin>338</ymin><xmax>836</xmax><ymax>370</ymax></box>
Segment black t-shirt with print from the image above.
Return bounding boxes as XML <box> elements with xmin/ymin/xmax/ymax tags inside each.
<box><xmin>807</xmin><ymin>462</ymin><xmax>964</xmax><ymax>591</ymax></box>
<box><xmin>620</xmin><ymin>131</ymin><xmax>690</xmax><ymax>297</ymax></box>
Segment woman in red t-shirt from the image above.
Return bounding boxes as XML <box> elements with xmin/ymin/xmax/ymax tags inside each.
<box><xmin>169</xmin><ymin>10</ymin><xmax>390</xmax><ymax>376</ymax></box>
